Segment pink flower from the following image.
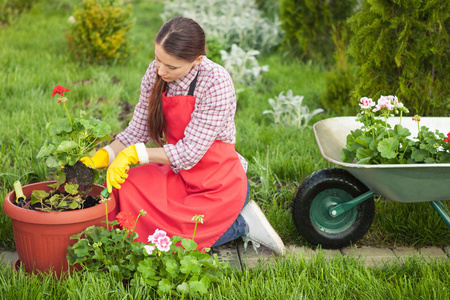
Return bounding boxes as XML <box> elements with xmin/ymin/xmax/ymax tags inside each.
<box><xmin>144</xmin><ymin>245</ymin><xmax>155</xmax><ymax>255</ymax></box>
<box><xmin>155</xmin><ymin>236</ymin><xmax>172</xmax><ymax>252</ymax></box>
<box><xmin>359</xmin><ymin>97</ymin><xmax>375</xmax><ymax>109</ymax></box>
<box><xmin>373</xmin><ymin>95</ymin><xmax>395</xmax><ymax>112</ymax></box>
<box><xmin>412</xmin><ymin>115</ymin><xmax>421</xmax><ymax>122</ymax></box>
<box><xmin>147</xmin><ymin>229</ymin><xmax>167</xmax><ymax>244</ymax></box>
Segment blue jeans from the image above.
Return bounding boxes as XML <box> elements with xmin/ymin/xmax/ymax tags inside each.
<box><xmin>212</xmin><ymin>180</ymin><xmax>249</xmax><ymax>247</ymax></box>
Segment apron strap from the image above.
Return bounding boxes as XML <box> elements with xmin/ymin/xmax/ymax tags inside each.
<box><xmin>187</xmin><ymin>71</ymin><xmax>199</xmax><ymax>96</ymax></box>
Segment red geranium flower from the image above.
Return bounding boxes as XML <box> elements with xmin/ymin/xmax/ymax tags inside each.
<box><xmin>116</xmin><ymin>211</ymin><xmax>136</xmax><ymax>230</ymax></box>
<box><xmin>444</xmin><ymin>132</ymin><xmax>450</xmax><ymax>144</ymax></box>
<box><xmin>52</xmin><ymin>85</ymin><xmax>70</xmax><ymax>97</ymax></box>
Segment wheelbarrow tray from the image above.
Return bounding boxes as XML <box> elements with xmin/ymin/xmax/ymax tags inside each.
<box><xmin>313</xmin><ymin>116</ymin><xmax>450</xmax><ymax>203</ymax></box>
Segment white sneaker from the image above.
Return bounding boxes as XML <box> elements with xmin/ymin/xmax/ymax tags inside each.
<box><xmin>240</xmin><ymin>200</ymin><xmax>286</xmax><ymax>255</ymax></box>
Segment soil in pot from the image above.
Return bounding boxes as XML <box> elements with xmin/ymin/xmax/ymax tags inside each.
<box><xmin>14</xmin><ymin>192</ymin><xmax>100</xmax><ymax>211</ymax></box>
<box><xmin>63</xmin><ymin>161</ymin><xmax>94</xmax><ymax>192</ymax></box>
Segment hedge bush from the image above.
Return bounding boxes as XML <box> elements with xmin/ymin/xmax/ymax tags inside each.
<box><xmin>347</xmin><ymin>0</ymin><xmax>450</xmax><ymax>116</ymax></box>
<box><xmin>280</xmin><ymin>0</ymin><xmax>357</xmax><ymax>61</ymax></box>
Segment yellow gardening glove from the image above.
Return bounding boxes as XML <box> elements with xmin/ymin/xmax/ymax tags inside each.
<box><xmin>80</xmin><ymin>148</ymin><xmax>110</xmax><ymax>170</ymax></box>
<box><xmin>106</xmin><ymin>145</ymin><xmax>140</xmax><ymax>193</ymax></box>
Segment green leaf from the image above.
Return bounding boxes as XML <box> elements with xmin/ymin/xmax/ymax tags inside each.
<box><xmin>164</xmin><ymin>257</ymin><xmax>180</xmax><ymax>276</ymax></box>
<box><xmin>137</xmin><ymin>259</ymin><xmax>157</xmax><ymax>279</ymax></box>
<box><xmin>377</xmin><ymin>137</ymin><xmax>399</xmax><ymax>159</ymax></box>
<box><xmin>411</xmin><ymin>148</ymin><xmax>427</xmax><ymax>162</ymax></box>
<box><xmin>47</xmin><ymin>118</ymin><xmax>72</xmax><ymax>135</ymax></box>
<box><xmin>181</xmin><ymin>238</ymin><xmax>197</xmax><ymax>252</ymax></box>
<box><xmin>31</xmin><ymin>189</ymin><xmax>49</xmax><ymax>201</ymax></box>
<box><xmin>69</xmin><ymin>201</ymin><xmax>79</xmax><ymax>209</ymax></box>
<box><xmin>356</xmin><ymin>157</ymin><xmax>372</xmax><ymax>164</ymax></box>
<box><xmin>354</xmin><ymin>135</ymin><xmax>372</xmax><ymax>147</ymax></box>
<box><xmin>56</xmin><ymin>140</ymin><xmax>79</xmax><ymax>153</ymax></box>
<box><xmin>36</xmin><ymin>142</ymin><xmax>54</xmax><ymax>159</ymax></box>
<box><xmin>54</xmin><ymin>171</ymin><xmax>66</xmax><ymax>188</ymax></box>
<box><xmin>189</xmin><ymin>280</ymin><xmax>208</xmax><ymax>295</ymax></box>
<box><xmin>180</xmin><ymin>255</ymin><xmax>201</xmax><ymax>275</ymax></box>
<box><xmin>65</xmin><ymin>183</ymin><xmax>79</xmax><ymax>195</ymax></box>
<box><xmin>70</xmin><ymin>232</ymin><xmax>83</xmax><ymax>241</ymax></box>
<box><xmin>393</xmin><ymin>124</ymin><xmax>410</xmax><ymax>138</ymax></box>
<box><xmin>176</xmin><ymin>282</ymin><xmax>190</xmax><ymax>294</ymax></box>
<box><xmin>424</xmin><ymin>157</ymin><xmax>436</xmax><ymax>164</ymax></box>
<box><xmin>157</xmin><ymin>278</ymin><xmax>173</xmax><ymax>294</ymax></box>
<box><xmin>341</xmin><ymin>148</ymin><xmax>355</xmax><ymax>163</ymax></box>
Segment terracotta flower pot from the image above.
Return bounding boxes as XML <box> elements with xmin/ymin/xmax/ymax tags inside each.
<box><xmin>2</xmin><ymin>181</ymin><xmax>116</xmax><ymax>276</ymax></box>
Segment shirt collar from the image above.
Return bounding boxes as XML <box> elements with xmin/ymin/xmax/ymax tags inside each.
<box><xmin>172</xmin><ymin>63</ymin><xmax>200</xmax><ymax>90</ymax></box>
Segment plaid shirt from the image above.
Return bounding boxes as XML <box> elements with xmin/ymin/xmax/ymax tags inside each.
<box><xmin>115</xmin><ymin>57</ymin><xmax>247</xmax><ymax>173</ymax></box>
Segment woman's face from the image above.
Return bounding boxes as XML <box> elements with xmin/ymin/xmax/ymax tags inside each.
<box><xmin>154</xmin><ymin>43</ymin><xmax>202</xmax><ymax>82</ymax></box>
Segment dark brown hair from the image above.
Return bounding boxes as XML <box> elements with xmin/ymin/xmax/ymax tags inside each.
<box><xmin>148</xmin><ymin>17</ymin><xmax>206</xmax><ymax>146</ymax></box>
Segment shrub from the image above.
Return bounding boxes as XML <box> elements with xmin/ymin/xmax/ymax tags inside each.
<box><xmin>321</xmin><ymin>24</ymin><xmax>356</xmax><ymax>115</ymax></box>
<box><xmin>0</xmin><ymin>0</ymin><xmax>33</xmax><ymax>25</ymax></box>
<box><xmin>280</xmin><ymin>0</ymin><xmax>357</xmax><ymax>61</ymax></box>
<box><xmin>347</xmin><ymin>0</ymin><xmax>450</xmax><ymax>116</ymax></box>
<box><xmin>66</xmin><ymin>0</ymin><xmax>134</xmax><ymax>65</ymax></box>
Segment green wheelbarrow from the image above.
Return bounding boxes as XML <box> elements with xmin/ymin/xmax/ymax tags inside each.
<box><xmin>292</xmin><ymin>116</ymin><xmax>450</xmax><ymax>249</ymax></box>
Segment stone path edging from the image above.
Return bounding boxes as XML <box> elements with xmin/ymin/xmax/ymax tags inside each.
<box><xmin>211</xmin><ymin>243</ymin><xmax>450</xmax><ymax>269</ymax></box>
<box><xmin>1</xmin><ymin>244</ymin><xmax>449</xmax><ymax>270</ymax></box>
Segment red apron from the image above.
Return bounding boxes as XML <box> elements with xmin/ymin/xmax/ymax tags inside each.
<box><xmin>111</xmin><ymin>81</ymin><xmax>247</xmax><ymax>249</ymax></box>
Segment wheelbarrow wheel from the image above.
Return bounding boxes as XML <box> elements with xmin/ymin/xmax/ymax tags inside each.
<box><xmin>292</xmin><ymin>168</ymin><xmax>375</xmax><ymax>249</ymax></box>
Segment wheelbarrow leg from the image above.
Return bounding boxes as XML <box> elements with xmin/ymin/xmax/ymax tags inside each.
<box><xmin>430</xmin><ymin>201</ymin><xmax>450</xmax><ymax>228</ymax></box>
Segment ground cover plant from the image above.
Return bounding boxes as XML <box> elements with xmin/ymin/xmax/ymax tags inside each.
<box><xmin>1</xmin><ymin>0</ymin><xmax>450</xmax><ymax>297</ymax></box>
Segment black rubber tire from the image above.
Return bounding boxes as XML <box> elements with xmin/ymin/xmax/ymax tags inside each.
<box><xmin>292</xmin><ymin>168</ymin><xmax>375</xmax><ymax>249</ymax></box>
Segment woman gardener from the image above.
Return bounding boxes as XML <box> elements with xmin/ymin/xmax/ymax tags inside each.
<box><xmin>83</xmin><ymin>17</ymin><xmax>285</xmax><ymax>254</ymax></box>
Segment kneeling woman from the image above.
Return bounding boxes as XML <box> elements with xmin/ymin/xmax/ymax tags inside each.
<box><xmin>83</xmin><ymin>17</ymin><xmax>285</xmax><ymax>254</ymax></box>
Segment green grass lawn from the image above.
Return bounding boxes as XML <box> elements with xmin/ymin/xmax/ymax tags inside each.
<box><xmin>1</xmin><ymin>0</ymin><xmax>450</xmax><ymax>250</ymax></box>
<box><xmin>0</xmin><ymin>0</ymin><xmax>450</xmax><ymax>297</ymax></box>
<box><xmin>1</xmin><ymin>253</ymin><xmax>449</xmax><ymax>299</ymax></box>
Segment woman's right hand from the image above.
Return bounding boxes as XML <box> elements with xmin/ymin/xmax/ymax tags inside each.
<box><xmin>80</xmin><ymin>148</ymin><xmax>110</xmax><ymax>169</ymax></box>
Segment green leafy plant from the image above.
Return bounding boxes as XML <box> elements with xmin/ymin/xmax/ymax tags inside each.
<box><xmin>161</xmin><ymin>0</ymin><xmax>283</xmax><ymax>55</ymax></box>
<box><xmin>36</xmin><ymin>85</ymin><xmax>112</xmax><ymax>169</ymax></box>
<box><xmin>28</xmin><ymin>171</ymin><xmax>87</xmax><ymax>211</ymax></box>
<box><xmin>263</xmin><ymin>90</ymin><xmax>324</xmax><ymax>128</ymax></box>
<box><xmin>67</xmin><ymin>199</ymin><xmax>229</xmax><ymax>297</ymax></box>
<box><xmin>35</xmin><ymin>84</ymin><xmax>112</xmax><ymax>194</ymax></box>
<box><xmin>342</xmin><ymin>96</ymin><xmax>450</xmax><ymax>164</ymax></box>
<box><xmin>220</xmin><ymin>44</ymin><xmax>269</xmax><ymax>87</ymax></box>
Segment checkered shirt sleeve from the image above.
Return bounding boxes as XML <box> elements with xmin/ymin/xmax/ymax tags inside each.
<box><xmin>115</xmin><ymin>58</ymin><xmax>248</xmax><ymax>173</ymax></box>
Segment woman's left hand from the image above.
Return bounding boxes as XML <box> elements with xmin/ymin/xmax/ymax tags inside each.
<box><xmin>106</xmin><ymin>145</ymin><xmax>140</xmax><ymax>193</ymax></box>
